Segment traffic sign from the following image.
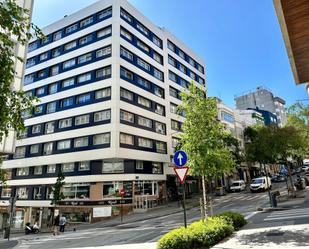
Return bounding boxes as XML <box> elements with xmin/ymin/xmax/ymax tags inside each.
<box><xmin>119</xmin><ymin>188</ymin><xmax>125</xmax><ymax>197</ymax></box>
<box><xmin>174</xmin><ymin>166</ymin><xmax>189</xmax><ymax>184</ymax></box>
<box><xmin>173</xmin><ymin>150</ymin><xmax>188</xmax><ymax>167</ymax></box>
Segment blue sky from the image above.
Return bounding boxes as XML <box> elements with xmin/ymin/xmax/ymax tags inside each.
<box><xmin>32</xmin><ymin>0</ymin><xmax>308</xmax><ymax>107</ymax></box>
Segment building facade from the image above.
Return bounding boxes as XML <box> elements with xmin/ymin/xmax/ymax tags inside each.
<box><xmin>234</xmin><ymin>86</ymin><xmax>287</xmax><ymax>127</ymax></box>
<box><xmin>0</xmin><ymin>0</ymin><xmax>206</xmax><ymax>227</ymax></box>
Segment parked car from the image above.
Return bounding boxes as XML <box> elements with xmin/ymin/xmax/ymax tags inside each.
<box><xmin>301</xmin><ymin>165</ymin><xmax>309</xmax><ymax>172</ymax></box>
<box><xmin>230</xmin><ymin>180</ymin><xmax>246</xmax><ymax>192</ymax></box>
<box><xmin>304</xmin><ymin>173</ymin><xmax>309</xmax><ymax>186</ymax></box>
<box><xmin>271</xmin><ymin>174</ymin><xmax>287</xmax><ymax>182</ymax></box>
<box><xmin>250</xmin><ymin>177</ymin><xmax>272</xmax><ymax>192</ymax></box>
<box><xmin>292</xmin><ymin>167</ymin><xmax>302</xmax><ymax>175</ymax></box>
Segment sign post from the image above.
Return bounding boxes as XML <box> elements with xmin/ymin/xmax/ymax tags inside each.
<box><xmin>119</xmin><ymin>188</ymin><xmax>125</xmax><ymax>223</ymax></box>
<box><xmin>173</xmin><ymin>150</ymin><xmax>189</xmax><ymax>228</ymax></box>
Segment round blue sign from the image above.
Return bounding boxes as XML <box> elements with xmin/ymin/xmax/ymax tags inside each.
<box><xmin>173</xmin><ymin>150</ymin><xmax>188</xmax><ymax>167</ymax></box>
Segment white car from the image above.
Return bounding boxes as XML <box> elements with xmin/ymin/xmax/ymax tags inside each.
<box><xmin>250</xmin><ymin>177</ymin><xmax>272</xmax><ymax>192</ymax></box>
<box><xmin>230</xmin><ymin>180</ymin><xmax>246</xmax><ymax>192</ymax></box>
<box><xmin>301</xmin><ymin>165</ymin><xmax>309</xmax><ymax>172</ymax></box>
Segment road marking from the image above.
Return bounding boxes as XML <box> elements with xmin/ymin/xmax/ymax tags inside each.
<box><xmin>264</xmin><ymin>207</ymin><xmax>309</xmax><ymax>221</ymax></box>
<box><xmin>245</xmin><ymin>211</ymin><xmax>258</xmax><ymax>220</ymax></box>
<box><xmin>264</xmin><ymin>214</ymin><xmax>309</xmax><ymax>221</ymax></box>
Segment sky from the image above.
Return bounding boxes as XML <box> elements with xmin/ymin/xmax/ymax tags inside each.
<box><xmin>31</xmin><ymin>0</ymin><xmax>309</xmax><ymax>107</ymax></box>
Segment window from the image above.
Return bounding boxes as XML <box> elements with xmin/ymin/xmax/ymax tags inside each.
<box><xmin>74</xmin><ymin>137</ymin><xmax>89</xmax><ymax>148</ymax></box>
<box><xmin>137</xmin><ymin>40</ymin><xmax>150</xmax><ymax>53</ymax></box>
<box><xmin>153</xmin><ymin>35</ymin><xmax>162</xmax><ymax>48</ymax></box>
<box><xmin>138</xmin><ymin>137</ymin><xmax>153</xmax><ymax>148</ymax></box>
<box><xmin>168</xmin><ymin>56</ymin><xmax>176</xmax><ymax>67</ymax></box>
<box><xmin>153</xmin><ymin>52</ymin><xmax>162</xmax><ymax>64</ymax></box>
<box><xmin>39</xmin><ymin>52</ymin><xmax>48</xmax><ymax>61</ymax></box>
<box><xmin>79</xmin><ymin>34</ymin><xmax>92</xmax><ymax>45</ymax></box>
<box><xmin>189</xmin><ymin>71</ymin><xmax>195</xmax><ymax>80</ymax></box>
<box><xmin>59</xmin><ymin>118</ymin><xmax>72</xmax><ymax>128</ymax></box>
<box><xmin>52</xmin><ymin>47</ymin><xmax>61</xmax><ymax>58</ymax></box>
<box><xmin>46</xmin><ymin>187</ymin><xmax>54</xmax><ymax>199</ymax></box>
<box><xmin>137</xmin><ymin>77</ymin><xmax>150</xmax><ymax>89</ymax></box>
<box><xmin>62</xmin><ymin>162</ymin><xmax>75</xmax><ymax>172</ymax></box>
<box><xmin>17</xmin><ymin>187</ymin><xmax>28</xmax><ymax>199</ymax></box>
<box><xmin>78</xmin><ymin>161</ymin><xmax>90</xmax><ymax>171</ymax></box>
<box><xmin>34</xmin><ymin>166</ymin><xmax>43</xmax><ymax>175</ymax></box>
<box><xmin>120</xmin><ymin>110</ymin><xmax>134</xmax><ymax>123</ymax></box>
<box><xmin>137</xmin><ymin>58</ymin><xmax>150</xmax><ymax>71</ymax></box>
<box><xmin>154</xmin><ymin>85</ymin><xmax>164</xmax><ymax>98</ymax></box>
<box><xmin>188</xmin><ymin>57</ymin><xmax>195</xmax><ymax>67</ymax></box>
<box><xmin>197</xmin><ymin>64</ymin><xmax>204</xmax><ymax>74</ymax></box>
<box><xmin>120</xmin><ymin>67</ymin><xmax>133</xmax><ymax>80</ymax></box>
<box><xmin>34</xmin><ymin>105</ymin><xmax>43</xmax><ymax>114</ymax></box>
<box><xmin>172</xmin><ymin>137</ymin><xmax>180</xmax><ymax>148</ymax></box>
<box><xmin>170</xmin><ymin>103</ymin><xmax>177</xmax><ymax>114</ymax></box>
<box><xmin>171</xmin><ymin>120</ymin><xmax>181</xmax><ymax>131</ymax></box>
<box><xmin>155</xmin><ymin>122</ymin><xmax>166</xmax><ymax>134</ymax></box>
<box><xmin>179</xmin><ymin>78</ymin><xmax>188</xmax><ymax>88</ymax></box>
<box><xmin>36</xmin><ymin>87</ymin><xmax>45</xmax><ymax>96</ymax></box>
<box><xmin>78</xmin><ymin>53</ymin><xmax>92</xmax><ymax>64</ymax></box>
<box><xmin>120</xmin><ymin>47</ymin><xmax>133</xmax><ymax>61</ymax></box>
<box><xmin>103</xmin><ymin>181</ymin><xmax>124</xmax><ymax>196</ymax></box>
<box><xmin>32</xmin><ymin>124</ymin><xmax>41</xmax><ymax>134</ymax></box>
<box><xmin>63</xmin><ymin>59</ymin><xmax>76</xmax><ymax>69</ymax></box>
<box><xmin>137</xmin><ymin>96</ymin><xmax>151</xmax><ymax>108</ymax></box>
<box><xmin>95</xmin><ymin>88</ymin><xmax>111</xmax><ymax>99</ymax></box>
<box><xmin>120</xmin><ymin>88</ymin><xmax>133</xmax><ymax>101</ymax></box>
<box><xmin>96</xmin><ymin>46</ymin><xmax>112</xmax><ymax>58</ymax></box>
<box><xmin>76</xmin><ymin>93</ymin><xmax>91</xmax><ymax>104</ymax></box>
<box><xmin>221</xmin><ymin>111</ymin><xmax>234</xmax><ymax>123</ymax></box>
<box><xmin>156</xmin><ymin>142</ymin><xmax>166</xmax><ymax>153</ymax></box>
<box><xmin>45</xmin><ymin>121</ymin><xmax>55</xmax><ymax>134</ymax></box>
<box><xmin>49</xmin><ymin>83</ymin><xmax>58</xmax><ymax>94</ymax></box>
<box><xmin>136</xmin><ymin>22</ymin><xmax>149</xmax><ymax>36</ymax></box>
<box><xmin>26</xmin><ymin>58</ymin><xmax>35</xmax><ymax>68</ymax></box>
<box><xmin>155</xmin><ymin>104</ymin><xmax>165</xmax><ymax>116</ymax></box>
<box><xmin>75</xmin><ymin>114</ymin><xmax>90</xmax><ymax>126</ymax></box>
<box><xmin>120</xmin><ymin>28</ymin><xmax>132</xmax><ymax>41</ymax></box>
<box><xmin>63</xmin><ymin>183</ymin><xmax>90</xmax><ymax>199</ymax></box>
<box><xmin>57</xmin><ymin>140</ymin><xmax>71</xmax><ymax>150</ymax></box>
<box><xmin>96</xmin><ymin>67</ymin><xmax>111</xmax><ymax>78</ymax></box>
<box><xmin>93</xmin><ymin>133</ymin><xmax>110</xmax><ymax>145</ymax></box>
<box><xmin>1</xmin><ymin>188</ymin><xmax>11</xmax><ymax>198</ymax></box>
<box><xmin>38</xmin><ymin>70</ymin><xmax>46</xmax><ymax>78</ymax></box>
<box><xmin>29</xmin><ymin>144</ymin><xmax>39</xmax><ymax>154</ymax></box>
<box><xmin>167</xmin><ymin>40</ymin><xmax>176</xmax><ymax>52</ymax></box>
<box><xmin>65</xmin><ymin>23</ymin><xmax>78</xmax><ymax>34</ymax></box>
<box><xmin>136</xmin><ymin>161</ymin><xmax>143</xmax><ymax>170</ymax></box>
<box><xmin>98</xmin><ymin>7</ymin><xmax>112</xmax><ymax>19</ymax></box>
<box><xmin>198</xmin><ymin>77</ymin><xmax>205</xmax><ymax>85</ymax></box>
<box><xmin>50</xmin><ymin>65</ymin><xmax>59</xmax><ymax>76</ymax></box>
<box><xmin>24</xmin><ymin>74</ymin><xmax>35</xmax><ymax>85</ymax></box>
<box><xmin>152</xmin><ymin>162</ymin><xmax>163</xmax><ymax>174</ymax></box>
<box><xmin>21</xmin><ymin>109</ymin><xmax>32</xmax><ymax>119</ymax></box>
<box><xmin>13</xmin><ymin>147</ymin><xmax>26</xmax><ymax>158</ymax></box>
<box><xmin>28</xmin><ymin>42</ymin><xmax>37</xmax><ymax>52</ymax></box>
<box><xmin>97</xmin><ymin>26</ymin><xmax>112</xmax><ymax>38</ymax></box>
<box><xmin>19</xmin><ymin>129</ymin><xmax>28</xmax><ymax>139</ymax></box>
<box><xmin>120</xmin><ymin>133</ymin><xmax>134</xmax><ymax>145</ymax></box>
<box><xmin>60</xmin><ymin>97</ymin><xmax>74</xmax><ymax>108</ymax></box>
<box><xmin>94</xmin><ymin>110</ymin><xmax>111</xmax><ymax>122</ymax></box>
<box><xmin>16</xmin><ymin>167</ymin><xmax>29</xmax><ymax>176</ymax></box>
<box><xmin>77</xmin><ymin>73</ymin><xmax>91</xmax><ymax>83</ymax></box>
<box><xmin>33</xmin><ymin>187</ymin><xmax>42</xmax><ymax>200</ymax></box>
<box><xmin>64</xmin><ymin>40</ymin><xmax>77</xmax><ymax>51</ymax></box>
<box><xmin>138</xmin><ymin>116</ymin><xmax>152</xmax><ymax>128</ymax></box>
<box><xmin>53</xmin><ymin>31</ymin><xmax>62</xmax><ymax>41</ymax></box>
<box><xmin>154</xmin><ymin>68</ymin><xmax>163</xmax><ymax>81</ymax></box>
<box><xmin>179</xmin><ymin>64</ymin><xmax>186</xmax><ymax>74</ymax></box>
<box><xmin>62</xmin><ymin>78</ymin><xmax>75</xmax><ymax>88</ymax></box>
<box><xmin>120</xmin><ymin>9</ymin><xmax>133</xmax><ymax>23</ymax></box>
<box><xmin>47</xmin><ymin>164</ymin><xmax>56</xmax><ymax>173</ymax></box>
<box><xmin>80</xmin><ymin>16</ymin><xmax>93</xmax><ymax>27</ymax></box>
<box><xmin>169</xmin><ymin>71</ymin><xmax>177</xmax><ymax>82</ymax></box>
<box><xmin>178</xmin><ymin>49</ymin><xmax>185</xmax><ymax>60</ymax></box>
<box><xmin>43</xmin><ymin>142</ymin><xmax>53</xmax><ymax>155</ymax></box>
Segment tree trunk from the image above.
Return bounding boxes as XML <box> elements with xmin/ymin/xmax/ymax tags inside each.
<box><xmin>201</xmin><ymin>175</ymin><xmax>208</xmax><ymax>221</ymax></box>
<box><xmin>262</xmin><ymin>163</ymin><xmax>272</xmax><ymax>207</ymax></box>
<box><xmin>287</xmin><ymin>163</ymin><xmax>296</xmax><ymax>197</ymax></box>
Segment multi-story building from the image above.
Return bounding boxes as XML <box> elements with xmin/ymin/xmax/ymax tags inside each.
<box><xmin>0</xmin><ymin>0</ymin><xmax>206</xmax><ymax>227</ymax></box>
<box><xmin>235</xmin><ymin>109</ymin><xmax>264</xmax><ymax>127</ymax></box>
<box><xmin>234</xmin><ymin>86</ymin><xmax>287</xmax><ymax>127</ymax></box>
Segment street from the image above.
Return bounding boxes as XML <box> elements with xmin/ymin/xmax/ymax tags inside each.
<box><xmin>6</xmin><ymin>182</ymin><xmax>289</xmax><ymax>249</ymax></box>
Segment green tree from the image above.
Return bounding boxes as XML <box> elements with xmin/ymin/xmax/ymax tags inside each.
<box><xmin>51</xmin><ymin>172</ymin><xmax>65</xmax><ymax>206</ymax></box>
<box><xmin>178</xmin><ymin>82</ymin><xmax>235</xmax><ymax>220</ymax></box>
<box><xmin>0</xmin><ymin>0</ymin><xmax>42</xmax><ymax>141</ymax></box>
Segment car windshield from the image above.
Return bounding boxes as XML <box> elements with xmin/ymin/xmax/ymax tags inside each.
<box><xmin>252</xmin><ymin>179</ymin><xmax>264</xmax><ymax>184</ymax></box>
<box><xmin>232</xmin><ymin>182</ymin><xmax>240</xmax><ymax>186</ymax></box>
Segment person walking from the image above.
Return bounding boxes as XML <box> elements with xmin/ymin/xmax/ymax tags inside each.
<box><xmin>59</xmin><ymin>216</ymin><xmax>67</xmax><ymax>232</ymax></box>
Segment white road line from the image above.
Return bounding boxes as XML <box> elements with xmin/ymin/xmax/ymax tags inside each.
<box><xmin>245</xmin><ymin>211</ymin><xmax>258</xmax><ymax>220</ymax></box>
<box><xmin>264</xmin><ymin>214</ymin><xmax>309</xmax><ymax>221</ymax></box>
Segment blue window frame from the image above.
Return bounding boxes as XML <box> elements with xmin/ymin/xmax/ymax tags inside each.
<box><xmin>61</xmin><ymin>97</ymin><xmax>74</xmax><ymax>108</ymax></box>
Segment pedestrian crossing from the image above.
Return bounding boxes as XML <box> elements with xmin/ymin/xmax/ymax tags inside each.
<box><xmin>212</xmin><ymin>194</ymin><xmax>267</xmax><ymax>204</ymax></box>
<box><xmin>264</xmin><ymin>207</ymin><xmax>309</xmax><ymax>221</ymax></box>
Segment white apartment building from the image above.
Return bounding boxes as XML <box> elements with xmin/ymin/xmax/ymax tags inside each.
<box><xmin>0</xmin><ymin>0</ymin><xmax>206</xmax><ymax>227</ymax></box>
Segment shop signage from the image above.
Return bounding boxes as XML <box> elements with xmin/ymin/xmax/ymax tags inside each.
<box><xmin>59</xmin><ymin>199</ymin><xmax>132</xmax><ymax>206</ymax></box>
<box><xmin>93</xmin><ymin>207</ymin><xmax>112</xmax><ymax>218</ymax></box>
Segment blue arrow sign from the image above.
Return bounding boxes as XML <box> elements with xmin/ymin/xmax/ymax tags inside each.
<box><xmin>174</xmin><ymin>150</ymin><xmax>188</xmax><ymax>167</ymax></box>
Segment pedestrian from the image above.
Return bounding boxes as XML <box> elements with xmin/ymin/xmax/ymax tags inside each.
<box><xmin>53</xmin><ymin>215</ymin><xmax>60</xmax><ymax>236</ymax></box>
<box><xmin>59</xmin><ymin>215</ymin><xmax>67</xmax><ymax>232</ymax></box>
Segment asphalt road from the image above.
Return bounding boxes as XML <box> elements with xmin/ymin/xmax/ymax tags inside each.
<box><xmin>10</xmin><ymin>183</ymin><xmax>290</xmax><ymax>249</ymax></box>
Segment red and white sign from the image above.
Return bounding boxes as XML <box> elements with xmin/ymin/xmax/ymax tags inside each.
<box><xmin>174</xmin><ymin>166</ymin><xmax>189</xmax><ymax>184</ymax></box>
<box><xmin>119</xmin><ymin>188</ymin><xmax>125</xmax><ymax>197</ymax></box>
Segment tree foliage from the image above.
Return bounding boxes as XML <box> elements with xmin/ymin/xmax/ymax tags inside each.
<box><xmin>178</xmin><ymin>82</ymin><xmax>235</xmax><ymax>178</ymax></box>
<box><xmin>51</xmin><ymin>172</ymin><xmax>65</xmax><ymax>206</ymax></box>
<box><xmin>0</xmin><ymin>0</ymin><xmax>42</xmax><ymax>141</ymax></box>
